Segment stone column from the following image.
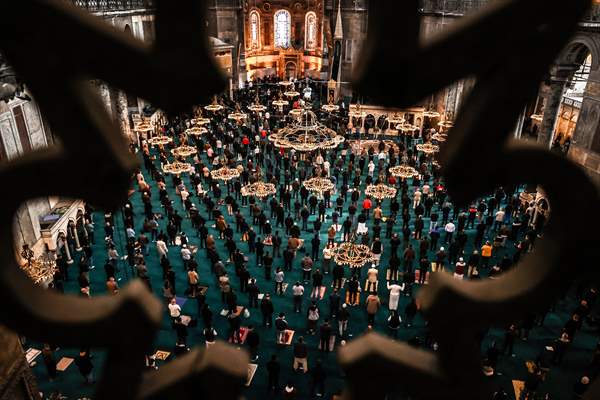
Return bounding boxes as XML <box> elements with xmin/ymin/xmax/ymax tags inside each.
<box><xmin>61</xmin><ymin>233</ymin><xmax>73</xmax><ymax>265</ymax></box>
<box><xmin>514</xmin><ymin>107</ymin><xmax>526</xmax><ymax>139</ymax></box>
<box><xmin>70</xmin><ymin>220</ymin><xmax>82</xmax><ymax>251</ymax></box>
<box><xmin>538</xmin><ymin>66</ymin><xmax>576</xmax><ymax>148</ymax></box>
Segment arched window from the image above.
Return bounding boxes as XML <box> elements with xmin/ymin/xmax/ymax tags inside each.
<box><xmin>274</xmin><ymin>10</ymin><xmax>291</xmax><ymax>49</ymax></box>
<box><xmin>249</xmin><ymin>11</ymin><xmax>260</xmax><ymax>50</ymax></box>
<box><xmin>305</xmin><ymin>12</ymin><xmax>317</xmax><ymax>50</ymax></box>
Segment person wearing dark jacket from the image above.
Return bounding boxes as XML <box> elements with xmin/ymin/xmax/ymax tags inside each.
<box><xmin>293</xmin><ymin>336</ymin><xmax>309</xmax><ymax>373</ymax></box>
<box><xmin>266</xmin><ymin>354</ymin><xmax>280</xmax><ymax>392</ymax></box>
<box><xmin>310</xmin><ymin>359</ymin><xmax>327</xmax><ymax>397</ymax></box>
<box><xmin>75</xmin><ymin>350</ymin><xmax>94</xmax><ymax>384</ymax></box>
<box><xmin>246</xmin><ymin>325</ymin><xmax>260</xmax><ymax>362</ymax></box>
<box><xmin>261</xmin><ymin>294</ymin><xmax>274</xmax><ymax>327</ymax></box>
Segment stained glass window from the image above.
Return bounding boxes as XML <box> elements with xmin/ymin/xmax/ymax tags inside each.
<box><xmin>305</xmin><ymin>12</ymin><xmax>317</xmax><ymax>50</ymax></box>
<box><xmin>249</xmin><ymin>11</ymin><xmax>260</xmax><ymax>49</ymax></box>
<box><xmin>274</xmin><ymin>10</ymin><xmax>291</xmax><ymax>49</ymax></box>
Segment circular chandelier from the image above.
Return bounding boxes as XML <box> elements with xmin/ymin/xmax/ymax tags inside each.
<box><xmin>438</xmin><ymin>120</ymin><xmax>454</xmax><ymax>129</ymax></box>
<box><xmin>289</xmin><ymin>108</ymin><xmax>303</xmax><ymax>119</ymax></box>
<box><xmin>272</xmin><ymin>94</ymin><xmax>289</xmax><ymax>108</ymax></box>
<box><xmin>333</xmin><ymin>242</ymin><xmax>374</xmax><ymax>268</ymax></box>
<box><xmin>302</xmin><ymin>177</ymin><xmax>335</xmax><ymax>194</ymax></box>
<box><xmin>134</xmin><ymin>121</ymin><xmax>153</xmax><ymax>133</ymax></box>
<box><xmin>387</xmin><ymin>113</ymin><xmax>405</xmax><ymax>125</ymax></box>
<box><xmin>416</xmin><ymin>143</ymin><xmax>440</xmax><ymax>154</ymax></box>
<box><xmin>147</xmin><ymin>135</ymin><xmax>173</xmax><ymax>146</ymax></box>
<box><xmin>21</xmin><ymin>256</ymin><xmax>57</xmax><ymax>285</ymax></box>
<box><xmin>530</xmin><ymin>114</ymin><xmax>543</xmax><ymax>122</ymax></box>
<box><xmin>241</xmin><ymin>181</ymin><xmax>277</xmax><ymax>198</ymax></box>
<box><xmin>172</xmin><ymin>145</ymin><xmax>197</xmax><ymax>158</ymax></box>
<box><xmin>390</xmin><ymin>164</ymin><xmax>419</xmax><ymax>179</ymax></box>
<box><xmin>210</xmin><ymin>166</ymin><xmax>241</xmax><ymax>181</ymax></box>
<box><xmin>278</xmin><ymin>80</ymin><xmax>294</xmax><ymax>87</ymax></box>
<box><xmin>423</xmin><ymin>110</ymin><xmax>441</xmax><ymax>118</ymax></box>
<box><xmin>205</xmin><ymin>96</ymin><xmax>224</xmax><ymax>112</ymax></box>
<box><xmin>248</xmin><ymin>96</ymin><xmax>266</xmax><ymax>113</ymax></box>
<box><xmin>185</xmin><ymin>126</ymin><xmax>208</xmax><ymax>137</ymax></box>
<box><xmin>163</xmin><ymin>161</ymin><xmax>192</xmax><ymax>175</ymax></box>
<box><xmin>365</xmin><ymin>183</ymin><xmax>397</xmax><ymax>200</ymax></box>
<box><xmin>321</xmin><ymin>100</ymin><xmax>340</xmax><ymax>112</ymax></box>
<box><xmin>431</xmin><ymin>133</ymin><xmax>447</xmax><ymax>142</ymax></box>
<box><xmin>192</xmin><ymin>108</ymin><xmax>211</xmax><ymax>125</ymax></box>
<box><xmin>284</xmin><ymin>90</ymin><xmax>300</xmax><ymax>98</ymax></box>
<box><xmin>228</xmin><ymin>104</ymin><xmax>247</xmax><ymax>122</ymax></box>
<box><xmin>349</xmin><ymin>104</ymin><xmax>366</xmax><ymax>119</ymax></box>
<box><xmin>396</xmin><ymin>123</ymin><xmax>419</xmax><ymax>133</ymax></box>
<box><xmin>268</xmin><ymin>108</ymin><xmax>345</xmax><ymax>152</ymax></box>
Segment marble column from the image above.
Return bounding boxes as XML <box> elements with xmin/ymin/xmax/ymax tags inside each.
<box><xmin>70</xmin><ymin>220</ymin><xmax>82</xmax><ymax>251</ymax></box>
<box><xmin>538</xmin><ymin>67</ymin><xmax>576</xmax><ymax>148</ymax></box>
<box><xmin>61</xmin><ymin>233</ymin><xmax>73</xmax><ymax>264</ymax></box>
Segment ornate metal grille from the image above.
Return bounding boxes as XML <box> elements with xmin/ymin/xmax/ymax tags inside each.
<box><xmin>0</xmin><ymin>0</ymin><xmax>599</xmax><ymax>399</ymax></box>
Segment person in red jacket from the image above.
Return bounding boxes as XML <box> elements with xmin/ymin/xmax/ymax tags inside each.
<box><xmin>362</xmin><ymin>197</ymin><xmax>372</xmax><ymax>217</ymax></box>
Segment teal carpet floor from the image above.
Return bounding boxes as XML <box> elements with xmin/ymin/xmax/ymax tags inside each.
<box><xmin>28</xmin><ymin>142</ymin><xmax>599</xmax><ymax>400</ymax></box>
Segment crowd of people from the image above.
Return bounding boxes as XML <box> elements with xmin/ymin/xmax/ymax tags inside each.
<box><xmin>35</xmin><ymin>76</ymin><xmax>600</xmax><ymax>399</ymax></box>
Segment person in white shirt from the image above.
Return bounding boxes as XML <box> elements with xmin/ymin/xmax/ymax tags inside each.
<box><xmin>275</xmin><ymin>268</ymin><xmax>285</xmax><ymax>295</ymax></box>
<box><xmin>126</xmin><ymin>226</ymin><xmax>136</xmax><ymax>240</ymax></box>
<box><xmin>444</xmin><ymin>221</ymin><xmax>456</xmax><ymax>243</ymax></box>
<box><xmin>413</xmin><ymin>189</ymin><xmax>422</xmax><ymax>209</ymax></box>
<box><xmin>292</xmin><ymin>281</ymin><xmax>304</xmax><ymax>312</ymax></box>
<box><xmin>323</xmin><ymin>160</ymin><xmax>330</xmax><ymax>177</ymax></box>
<box><xmin>181</xmin><ymin>245</ymin><xmax>192</xmax><ymax>269</ymax></box>
<box><xmin>387</xmin><ymin>281</ymin><xmax>405</xmax><ymax>311</ymax></box>
<box><xmin>168</xmin><ymin>297</ymin><xmax>181</xmax><ymax>320</ymax></box>
<box><xmin>180</xmin><ymin>188</ymin><xmax>189</xmax><ymax>204</ymax></box>
<box><xmin>367</xmin><ymin>161</ymin><xmax>375</xmax><ymax>178</ymax></box>
<box><xmin>494</xmin><ymin>209</ymin><xmax>506</xmax><ymax>230</ymax></box>
<box><xmin>156</xmin><ymin>239</ymin><xmax>168</xmax><ymax>259</ymax></box>
<box><xmin>366</xmin><ymin>265</ymin><xmax>378</xmax><ymax>292</ymax></box>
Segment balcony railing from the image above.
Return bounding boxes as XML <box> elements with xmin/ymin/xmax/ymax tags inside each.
<box><xmin>581</xmin><ymin>2</ymin><xmax>600</xmax><ymax>23</ymax></box>
<box><xmin>419</xmin><ymin>0</ymin><xmax>488</xmax><ymax>16</ymax></box>
<box><xmin>68</xmin><ymin>0</ymin><xmax>154</xmax><ymax>12</ymax></box>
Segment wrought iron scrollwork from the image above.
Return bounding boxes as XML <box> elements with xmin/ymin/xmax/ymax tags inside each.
<box><xmin>0</xmin><ymin>1</ymin><xmax>246</xmax><ymax>399</ymax></box>
<box><xmin>1</xmin><ymin>0</ymin><xmax>599</xmax><ymax>399</ymax></box>
<box><xmin>344</xmin><ymin>0</ymin><xmax>600</xmax><ymax>399</ymax></box>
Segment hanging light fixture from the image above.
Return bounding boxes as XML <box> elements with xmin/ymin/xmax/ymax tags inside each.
<box><xmin>416</xmin><ymin>143</ymin><xmax>440</xmax><ymax>155</ymax></box>
<box><xmin>364</xmin><ymin>183</ymin><xmax>397</xmax><ymax>200</ymax></box>
<box><xmin>389</xmin><ymin>164</ymin><xmax>419</xmax><ymax>179</ymax></box>
<box><xmin>333</xmin><ymin>242</ymin><xmax>374</xmax><ymax>268</ymax></box>
<box><xmin>269</xmin><ymin>107</ymin><xmax>344</xmax><ymax>151</ymax></box>
<box><xmin>171</xmin><ymin>145</ymin><xmax>197</xmax><ymax>158</ymax></box>
<box><xmin>302</xmin><ymin>177</ymin><xmax>335</xmax><ymax>195</ymax></box>
<box><xmin>163</xmin><ymin>161</ymin><xmax>192</xmax><ymax>175</ymax></box>
<box><xmin>241</xmin><ymin>181</ymin><xmax>277</xmax><ymax>198</ymax></box>
<box><xmin>228</xmin><ymin>103</ymin><xmax>248</xmax><ymax>122</ymax></box>
<box><xmin>147</xmin><ymin>135</ymin><xmax>173</xmax><ymax>146</ymax></box>
<box><xmin>205</xmin><ymin>95</ymin><xmax>224</xmax><ymax>112</ymax></box>
<box><xmin>248</xmin><ymin>94</ymin><xmax>266</xmax><ymax>113</ymax></box>
<box><xmin>21</xmin><ymin>255</ymin><xmax>57</xmax><ymax>285</ymax></box>
<box><xmin>210</xmin><ymin>166</ymin><xmax>241</xmax><ymax>181</ymax></box>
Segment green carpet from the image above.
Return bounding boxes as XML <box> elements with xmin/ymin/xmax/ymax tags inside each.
<box><xmin>27</xmin><ymin>139</ymin><xmax>599</xmax><ymax>400</ymax></box>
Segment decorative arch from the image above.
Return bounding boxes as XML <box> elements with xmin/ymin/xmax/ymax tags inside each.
<box><xmin>124</xmin><ymin>24</ymin><xmax>132</xmax><ymax>36</ymax></box>
<box><xmin>559</xmin><ymin>36</ymin><xmax>600</xmax><ymax>71</ymax></box>
<box><xmin>274</xmin><ymin>9</ymin><xmax>291</xmax><ymax>49</ymax></box>
<box><xmin>305</xmin><ymin>11</ymin><xmax>317</xmax><ymax>50</ymax></box>
<box><xmin>249</xmin><ymin>10</ymin><xmax>261</xmax><ymax>50</ymax></box>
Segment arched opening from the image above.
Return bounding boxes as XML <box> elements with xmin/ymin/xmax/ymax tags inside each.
<box><xmin>124</xmin><ymin>24</ymin><xmax>132</xmax><ymax>36</ymax></box>
<box><xmin>551</xmin><ymin>52</ymin><xmax>591</xmax><ymax>151</ymax></box>
<box><xmin>285</xmin><ymin>61</ymin><xmax>297</xmax><ymax>79</ymax></box>
<box><xmin>273</xmin><ymin>9</ymin><xmax>291</xmax><ymax>49</ymax></box>
<box><xmin>249</xmin><ymin>10</ymin><xmax>261</xmax><ymax>50</ymax></box>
